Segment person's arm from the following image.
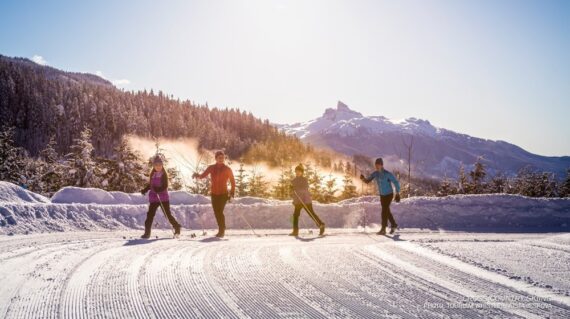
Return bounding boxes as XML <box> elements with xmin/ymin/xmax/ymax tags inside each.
<box><xmin>389</xmin><ymin>172</ymin><xmax>401</xmax><ymax>193</ymax></box>
<box><xmin>141</xmin><ymin>183</ymin><xmax>150</xmax><ymax>195</ymax></box>
<box><xmin>193</xmin><ymin>166</ymin><xmax>211</xmax><ymax>179</ymax></box>
<box><xmin>228</xmin><ymin>167</ymin><xmax>236</xmax><ymax>197</ymax></box>
<box><xmin>360</xmin><ymin>171</ymin><xmax>375</xmax><ymax>184</ymax></box>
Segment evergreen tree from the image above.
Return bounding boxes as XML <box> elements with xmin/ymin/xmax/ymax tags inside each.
<box><xmin>560</xmin><ymin>169</ymin><xmax>570</xmax><ymax>197</ymax></box>
<box><xmin>235</xmin><ymin>162</ymin><xmax>249</xmax><ymax>197</ymax></box>
<box><xmin>341</xmin><ymin>167</ymin><xmax>358</xmax><ymax>199</ymax></box>
<box><xmin>248</xmin><ymin>167</ymin><xmax>269</xmax><ymax>197</ymax></box>
<box><xmin>101</xmin><ymin>137</ymin><xmax>147</xmax><ymax>192</ymax></box>
<box><xmin>322</xmin><ymin>174</ymin><xmax>338</xmax><ymax>203</ymax></box>
<box><xmin>305</xmin><ymin>163</ymin><xmax>323</xmax><ymax>202</ymax></box>
<box><xmin>437</xmin><ymin>177</ymin><xmax>456</xmax><ymax>196</ymax></box>
<box><xmin>457</xmin><ymin>164</ymin><xmax>468</xmax><ymax>194</ymax></box>
<box><xmin>272</xmin><ymin>166</ymin><xmax>293</xmax><ymax>200</ymax></box>
<box><xmin>65</xmin><ymin>127</ymin><xmax>99</xmax><ymax>187</ymax></box>
<box><xmin>0</xmin><ymin>127</ymin><xmax>26</xmax><ymax>183</ymax></box>
<box><xmin>487</xmin><ymin>173</ymin><xmax>507</xmax><ymax>194</ymax></box>
<box><xmin>469</xmin><ymin>157</ymin><xmax>487</xmax><ymax>194</ymax></box>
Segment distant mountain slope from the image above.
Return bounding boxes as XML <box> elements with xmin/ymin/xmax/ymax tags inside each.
<box><xmin>279</xmin><ymin>101</ymin><xmax>570</xmax><ymax>178</ymax></box>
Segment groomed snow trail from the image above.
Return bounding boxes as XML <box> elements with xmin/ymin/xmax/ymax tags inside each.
<box><xmin>1</xmin><ymin>230</ymin><xmax>569</xmax><ymax>318</ymax></box>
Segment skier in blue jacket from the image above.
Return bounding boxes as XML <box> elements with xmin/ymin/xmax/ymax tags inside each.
<box><xmin>360</xmin><ymin>158</ymin><xmax>401</xmax><ymax>235</ymax></box>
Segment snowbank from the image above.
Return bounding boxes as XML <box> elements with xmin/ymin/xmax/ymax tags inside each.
<box><xmin>1</xmin><ymin>182</ymin><xmax>569</xmax><ymax>234</ymax></box>
<box><xmin>0</xmin><ymin>181</ymin><xmax>50</xmax><ymax>203</ymax></box>
<box><xmin>52</xmin><ymin>186</ymin><xmax>211</xmax><ymax>205</ymax></box>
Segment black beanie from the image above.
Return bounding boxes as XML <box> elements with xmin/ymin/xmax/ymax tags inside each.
<box><xmin>375</xmin><ymin>158</ymin><xmax>384</xmax><ymax>165</ymax></box>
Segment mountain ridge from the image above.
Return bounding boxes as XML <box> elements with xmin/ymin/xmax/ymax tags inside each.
<box><xmin>279</xmin><ymin>101</ymin><xmax>570</xmax><ymax>178</ymax></box>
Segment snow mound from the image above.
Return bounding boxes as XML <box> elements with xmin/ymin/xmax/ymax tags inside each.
<box><xmin>1</xmin><ymin>182</ymin><xmax>569</xmax><ymax>234</ymax></box>
<box><xmin>52</xmin><ymin>186</ymin><xmax>211</xmax><ymax>205</ymax></box>
<box><xmin>0</xmin><ymin>181</ymin><xmax>50</xmax><ymax>203</ymax></box>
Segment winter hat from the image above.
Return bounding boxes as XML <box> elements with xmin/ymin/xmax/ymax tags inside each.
<box><xmin>152</xmin><ymin>155</ymin><xmax>163</xmax><ymax>165</ymax></box>
<box><xmin>215</xmin><ymin>150</ymin><xmax>225</xmax><ymax>158</ymax></box>
<box><xmin>295</xmin><ymin>164</ymin><xmax>304</xmax><ymax>173</ymax></box>
<box><xmin>375</xmin><ymin>158</ymin><xmax>384</xmax><ymax>165</ymax></box>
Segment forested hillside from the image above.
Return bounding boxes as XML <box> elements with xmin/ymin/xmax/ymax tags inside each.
<box><xmin>0</xmin><ymin>54</ymin><xmax>324</xmax><ymax>164</ymax></box>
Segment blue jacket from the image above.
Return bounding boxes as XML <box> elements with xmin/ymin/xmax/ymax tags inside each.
<box><xmin>364</xmin><ymin>169</ymin><xmax>400</xmax><ymax>196</ymax></box>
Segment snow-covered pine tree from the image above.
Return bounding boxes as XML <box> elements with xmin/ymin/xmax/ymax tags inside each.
<box><xmin>101</xmin><ymin>137</ymin><xmax>147</xmax><ymax>193</ymax></box>
<box><xmin>437</xmin><ymin>177</ymin><xmax>456</xmax><ymax>196</ymax></box>
<box><xmin>0</xmin><ymin>127</ymin><xmax>26</xmax><ymax>183</ymax></box>
<box><xmin>65</xmin><ymin>127</ymin><xmax>99</xmax><ymax>187</ymax></box>
<box><xmin>469</xmin><ymin>157</ymin><xmax>487</xmax><ymax>194</ymax></box>
<box><xmin>34</xmin><ymin>136</ymin><xmax>64</xmax><ymax>196</ymax></box>
<box><xmin>457</xmin><ymin>163</ymin><xmax>468</xmax><ymax>194</ymax></box>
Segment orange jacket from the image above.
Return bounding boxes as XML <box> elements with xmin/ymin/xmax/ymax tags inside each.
<box><xmin>197</xmin><ymin>163</ymin><xmax>236</xmax><ymax>195</ymax></box>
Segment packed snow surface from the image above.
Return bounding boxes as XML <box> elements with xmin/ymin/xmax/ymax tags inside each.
<box><xmin>1</xmin><ymin>230</ymin><xmax>569</xmax><ymax>318</ymax></box>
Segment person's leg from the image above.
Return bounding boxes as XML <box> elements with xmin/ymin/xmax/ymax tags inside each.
<box><xmin>143</xmin><ymin>202</ymin><xmax>159</xmax><ymax>237</ymax></box>
<box><xmin>305</xmin><ymin>204</ymin><xmax>325</xmax><ymax>235</ymax></box>
<box><xmin>379</xmin><ymin>195</ymin><xmax>390</xmax><ymax>233</ymax></box>
<box><xmin>305</xmin><ymin>204</ymin><xmax>323</xmax><ymax>226</ymax></box>
<box><xmin>290</xmin><ymin>205</ymin><xmax>302</xmax><ymax>235</ymax></box>
<box><xmin>160</xmin><ymin>201</ymin><xmax>181</xmax><ymax>234</ymax></box>
<box><xmin>211</xmin><ymin>195</ymin><xmax>227</xmax><ymax>236</ymax></box>
<box><xmin>386</xmin><ymin>195</ymin><xmax>397</xmax><ymax>228</ymax></box>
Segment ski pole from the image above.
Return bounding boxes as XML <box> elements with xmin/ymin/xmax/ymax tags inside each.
<box><xmin>293</xmin><ymin>191</ymin><xmax>320</xmax><ymax>226</ymax></box>
<box><xmin>196</xmin><ymin>210</ymin><xmax>207</xmax><ymax>236</ymax></box>
<box><xmin>237</xmin><ymin>209</ymin><xmax>260</xmax><ymax>237</ymax></box>
<box><xmin>157</xmin><ymin>197</ymin><xmax>176</xmax><ymax>236</ymax></box>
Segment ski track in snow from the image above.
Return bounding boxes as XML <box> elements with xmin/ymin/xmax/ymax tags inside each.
<box><xmin>1</xmin><ymin>231</ymin><xmax>569</xmax><ymax>318</ymax></box>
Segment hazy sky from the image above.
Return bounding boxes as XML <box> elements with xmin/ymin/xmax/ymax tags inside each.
<box><xmin>1</xmin><ymin>0</ymin><xmax>569</xmax><ymax>156</ymax></box>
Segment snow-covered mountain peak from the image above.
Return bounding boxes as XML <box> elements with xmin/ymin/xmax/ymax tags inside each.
<box><xmin>322</xmin><ymin>101</ymin><xmax>363</xmax><ymax>121</ymax></box>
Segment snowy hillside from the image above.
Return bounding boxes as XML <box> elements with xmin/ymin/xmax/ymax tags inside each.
<box><xmin>278</xmin><ymin>101</ymin><xmax>570</xmax><ymax>178</ymax></box>
<box><xmin>1</xmin><ymin>182</ymin><xmax>569</xmax><ymax>235</ymax></box>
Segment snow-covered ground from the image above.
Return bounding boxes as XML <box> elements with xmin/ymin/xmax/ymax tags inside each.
<box><xmin>1</xmin><ymin>230</ymin><xmax>570</xmax><ymax>318</ymax></box>
<box><xmin>1</xmin><ymin>181</ymin><xmax>569</xmax><ymax>235</ymax></box>
<box><xmin>2</xmin><ymin>182</ymin><xmax>570</xmax><ymax>317</ymax></box>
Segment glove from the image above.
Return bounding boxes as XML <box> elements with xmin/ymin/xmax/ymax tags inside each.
<box><xmin>140</xmin><ymin>189</ymin><xmax>146</xmax><ymax>195</ymax></box>
<box><xmin>192</xmin><ymin>172</ymin><xmax>199</xmax><ymax>179</ymax></box>
<box><xmin>359</xmin><ymin>174</ymin><xmax>365</xmax><ymax>181</ymax></box>
<box><xmin>394</xmin><ymin>193</ymin><xmax>401</xmax><ymax>203</ymax></box>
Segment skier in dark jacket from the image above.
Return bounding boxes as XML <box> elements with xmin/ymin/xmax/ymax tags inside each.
<box><xmin>140</xmin><ymin>155</ymin><xmax>181</xmax><ymax>239</ymax></box>
<box><xmin>360</xmin><ymin>158</ymin><xmax>401</xmax><ymax>235</ymax></box>
<box><xmin>290</xmin><ymin>164</ymin><xmax>325</xmax><ymax>236</ymax></box>
<box><xmin>192</xmin><ymin>150</ymin><xmax>235</xmax><ymax>238</ymax></box>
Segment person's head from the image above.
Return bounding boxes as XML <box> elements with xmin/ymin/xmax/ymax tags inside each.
<box><xmin>374</xmin><ymin>157</ymin><xmax>384</xmax><ymax>170</ymax></box>
<box><xmin>215</xmin><ymin>150</ymin><xmax>225</xmax><ymax>164</ymax></box>
<box><xmin>152</xmin><ymin>155</ymin><xmax>163</xmax><ymax>172</ymax></box>
<box><xmin>295</xmin><ymin>164</ymin><xmax>304</xmax><ymax>177</ymax></box>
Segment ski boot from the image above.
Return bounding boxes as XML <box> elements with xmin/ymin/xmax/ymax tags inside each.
<box><xmin>289</xmin><ymin>229</ymin><xmax>299</xmax><ymax>237</ymax></box>
<box><xmin>215</xmin><ymin>229</ymin><xmax>225</xmax><ymax>238</ymax></box>
<box><xmin>319</xmin><ymin>223</ymin><xmax>325</xmax><ymax>236</ymax></box>
<box><xmin>174</xmin><ymin>224</ymin><xmax>181</xmax><ymax>238</ymax></box>
<box><xmin>377</xmin><ymin>227</ymin><xmax>387</xmax><ymax>235</ymax></box>
<box><xmin>390</xmin><ymin>224</ymin><xmax>398</xmax><ymax>234</ymax></box>
<box><xmin>141</xmin><ymin>231</ymin><xmax>151</xmax><ymax>239</ymax></box>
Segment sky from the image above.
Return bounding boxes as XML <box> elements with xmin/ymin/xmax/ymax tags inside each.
<box><xmin>0</xmin><ymin>0</ymin><xmax>569</xmax><ymax>156</ymax></box>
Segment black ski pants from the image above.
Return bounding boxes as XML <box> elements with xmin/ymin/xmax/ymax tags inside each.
<box><xmin>293</xmin><ymin>203</ymin><xmax>323</xmax><ymax>229</ymax></box>
<box><xmin>211</xmin><ymin>194</ymin><xmax>229</xmax><ymax>231</ymax></box>
<box><xmin>380</xmin><ymin>193</ymin><xmax>397</xmax><ymax>228</ymax></box>
<box><xmin>144</xmin><ymin>201</ymin><xmax>180</xmax><ymax>232</ymax></box>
